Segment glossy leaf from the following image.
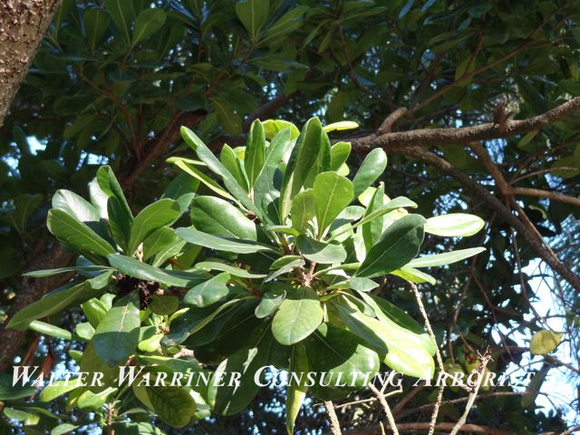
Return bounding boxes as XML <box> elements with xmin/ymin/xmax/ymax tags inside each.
<box><xmin>147</xmin><ymin>386</ymin><xmax>197</xmax><ymax>427</ymax></box>
<box><xmin>352</xmin><ymin>148</ymin><xmax>388</xmax><ymax>197</ymax></box>
<box><xmin>424</xmin><ymin>213</ymin><xmax>485</xmax><ymax>237</ymax></box>
<box><xmin>191</xmin><ymin>196</ymin><xmax>257</xmax><ymax>240</ymax></box>
<box><xmin>94</xmin><ymin>292</ymin><xmax>141</xmax><ymax>366</ymax></box>
<box><xmin>245</xmin><ymin>119</ymin><xmax>266</xmax><ymax>188</ymax></box>
<box><xmin>132</xmin><ymin>8</ymin><xmax>166</xmax><ymax>45</ymax></box>
<box><xmin>408</xmin><ymin>247</ymin><xmax>485</xmax><ymax>268</ymax></box>
<box><xmin>356</xmin><ymin>214</ymin><xmax>426</xmax><ymax>278</ymax></box>
<box><xmin>128</xmin><ymin>199</ymin><xmax>181</xmax><ymax>255</ymax></box>
<box><xmin>255</xmin><ymin>287</ymin><xmax>287</xmax><ymax>318</ymax></box>
<box><xmin>175</xmin><ymin>228</ymin><xmax>275</xmax><ymax>254</ymax></box>
<box><xmin>185</xmin><ymin>273</ymin><xmax>231</xmax><ymax>307</ymax></box>
<box><xmin>291</xmin><ymin>189</ymin><xmax>316</xmax><ymax>234</ymax></box>
<box><xmin>272</xmin><ymin>286</ymin><xmax>323</xmax><ymax>345</ymax></box>
<box><xmin>296</xmin><ymin>236</ymin><xmax>347</xmax><ymax>264</ymax></box>
<box><xmin>313</xmin><ymin>171</ymin><xmax>354</xmax><ymax>237</ymax></box>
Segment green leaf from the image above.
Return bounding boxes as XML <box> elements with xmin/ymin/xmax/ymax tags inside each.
<box><xmin>296</xmin><ymin>236</ymin><xmax>347</xmax><ymax>264</ymax></box>
<box><xmin>245</xmin><ymin>120</ymin><xmax>266</xmax><ymax>188</ymax></box>
<box><xmin>209</xmin><ymin>329</ymin><xmax>274</xmax><ymax>415</ymax></box>
<box><xmin>522</xmin><ymin>365</ymin><xmax>549</xmax><ymax>408</ymax></box>
<box><xmin>108</xmin><ymin>196</ymin><xmax>132</xmax><ymax>251</ymax></box>
<box><xmin>75</xmin><ymin>322</ymin><xmax>95</xmax><ymax>341</ymax></box>
<box><xmin>40</xmin><ymin>380</ymin><xmax>81</xmax><ymax>402</ymax></box>
<box><xmin>424</xmin><ymin>213</ymin><xmax>485</xmax><ymax>237</ymax></box>
<box><xmin>530</xmin><ymin>330</ymin><xmax>563</xmax><ymax>355</ymax></box>
<box><xmin>103</xmin><ymin>0</ymin><xmax>135</xmax><ymax>42</ymax></box>
<box><xmin>180</xmin><ymin>127</ymin><xmax>260</xmax><ymax>217</ymax></box>
<box><xmin>356</xmin><ymin>214</ymin><xmax>426</xmax><ymax>278</ymax></box>
<box><xmin>235</xmin><ymin>0</ymin><xmax>269</xmax><ymax>42</ymax></box>
<box><xmin>291</xmin><ymin>189</ymin><xmax>316</xmax><ymax>234</ymax></box>
<box><xmin>0</xmin><ymin>374</ymin><xmax>36</xmax><ymax>400</ymax></box>
<box><xmin>265</xmin><ymin>259</ymin><xmax>304</xmax><ymax>283</ymax></box>
<box><xmin>323</xmin><ymin>121</ymin><xmax>359</xmax><ymax>133</ymax></box>
<box><xmin>255</xmin><ymin>287</ymin><xmax>287</xmax><ymax>318</ymax></box>
<box><xmin>94</xmin><ymin>292</ymin><xmax>140</xmax><ymax>366</ymax></box>
<box><xmin>185</xmin><ymin>273</ymin><xmax>230</xmax><ymax>307</ymax></box>
<box><xmin>128</xmin><ymin>199</ymin><xmax>181</xmax><ymax>255</ymax></box>
<box><xmin>191</xmin><ymin>196</ymin><xmax>257</xmax><ymax>240</ymax></box>
<box><xmin>47</xmin><ymin>209</ymin><xmax>116</xmax><ymax>261</ymax></box>
<box><xmin>262</xmin><ymin>120</ymin><xmax>299</xmax><ymax>140</ymax></box>
<box><xmin>175</xmin><ymin>228</ymin><xmax>275</xmax><ymax>254</ymax></box>
<box><xmin>330</xmin><ymin>142</ymin><xmax>351</xmax><ymax>171</ymax></box>
<box><xmin>132</xmin><ymin>8</ymin><xmax>166</xmax><ymax>46</ymax></box>
<box><xmin>391</xmin><ymin>266</ymin><xmax>437</xmax><ymax>285</ymax></box>
<box><xmin>24</xmin><ymin>265</ymin><xmax>112</xmax><ymax>278</ymax></box>
<box><xmin>220</xmin><ymin>144</ymin><xmax>249</xmax><ymax>191</ymax></box>
<box><xmin>195</xmin><ymin>261</ymin><xmax>266</xmax><ymax>278</ymax></box>
<box><xmin>142</xmin><ymin>227</ymin><xmax>178</xmax><ymax>261</ymax></box>
<box><xmin>348</xmin><ymin>277</ymin><xmax>378</xmax><ymax>292</ymax></box>
<box><xmin>272</xmin><ymin>286</ymin><xmax>323</xmax><ymax>345</ymax></box>
<box><xmin>52</xmin><ymin>189</ymin><xmax>100</xmax><ymax>223</ymax></box>
<box><xmin>306</xmin><ymin>323</ymin><xmax>380</xmax><ymax>388</ymax></box>
<box><xmin>7</xmin><ymin>272</ymin><xmax>113</xmax><ymax>330</ymax></box>
<box><xmin>77</xmin><ymin>387</ymin><xmax>117</xmax><ymax>411</ymax></box>
<box><xmin>108</xmin><ymin>254</ymin><xmax>206</xmax><ymax>287</ymax></box>
<box><xmin>408</xmin><ymin>247</ymin><xmax>485</xmax><ymax>268</ymax></box>
<box><xmin>97</xmin><ymin>165</ymin><xmax>133</xmax><ymax>221</ymax></box>
<box><xmin>352</xmin><ymin>148</ymin><xmax>388</xmax><ymax>197</ymax></box>
<box><xmin>147</xmin><ymin>386</ymin><xmax>197</xmax><ymax>427</ymax></box>
<box><xmin>80</xmin><ymin>341</ymin><xmax>120</xmax><ymax>392</ymax></box>
<box><xmin>279</xmin><ymin>118</ymin><xmax>323</xmax><ymax>219</ymax></box>
<box><xmin>29</xmin><ymin>320</ymin><xmax>72</xmax><ymax>340</ymax></box>
<box><xmin>313</xmin><ymin>171</ymin><xmax>354</xmax><ymax>237</ymax></box>
<box><xmin>84</xmin><ymin>8</ymin><xmax>110</xmax><ymax>51</ymax></box>
<box><xmin>286</xmin><ymin>343</ymin><xmax>309</xmax><ymax>434</ymax></box>
<box><xmin>51</xmin><ymin>423</ymin><xmax>79</xmax><ymax>435</ymax></box>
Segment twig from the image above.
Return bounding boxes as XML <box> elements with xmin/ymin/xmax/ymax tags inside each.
<box><xmin>449</xmin><ymin>349</ymin><xmax>493</xmax><ymax>435</ymax></box>
<box><xmin>324</xmin><ymin>400</ymin><xmax>342</xmax><ymax>435</ymax></box>
<box><xmin>368</xmin><ymin>383</ymin><xmax>399</xmax><ymax>435</ymax></box>
<box><xmin>408</xmin><ymin>283</ymin><xmax>445</xmax><ymax>435</ymax></box>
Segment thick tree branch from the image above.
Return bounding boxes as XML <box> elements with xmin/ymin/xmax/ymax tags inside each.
<box><xmin>352</xmin><ymin>97</ymin><xmax>580</xmax><ymax>151</ymax></box>
<box><xmin>243</xmin><ymin>93</ymin><xmax>295</xmax><ymax>131</ymax></box>
<box><xmin>347</xmin><ymin>422</ymin><xmax>514</xmax><ymax>435</ymax></box>
<box><xmin>0</xmin><ymin>0</ymin><xmax>60</xmax><ymax>127</ymax></box>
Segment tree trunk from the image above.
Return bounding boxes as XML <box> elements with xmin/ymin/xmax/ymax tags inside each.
<box><xmin>0</xmin><ymin>0</ymin><xmax>60</xmax><ymax>128</ymax></box>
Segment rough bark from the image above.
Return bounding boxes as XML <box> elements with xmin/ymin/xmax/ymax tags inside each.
<box><xmin>0</xmin><ymin>0</ymin><xmax>61</xmax><ymax>128</ymax></box>
<box><xmin>0</xmin><ymin>242</ymin><xmax>73</xmax><ymax>372</ymax></box>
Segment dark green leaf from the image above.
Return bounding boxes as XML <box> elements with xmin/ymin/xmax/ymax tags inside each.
<box><xmin>272</xmin><ymin>286</ymin><xmax>323</xmax><ymax>345</ymax></box>
<box><xmin>184</xmin><ymin>273</ymin><xmax>231</xmax><ymax>307</ymax></box>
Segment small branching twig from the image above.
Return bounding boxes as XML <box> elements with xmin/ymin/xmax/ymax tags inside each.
<box><xmin>368</xmin><ymin>383</ymin><xmax>399</xmax><ymax>435</ymax></box>
<box><xmin>324</xmin><ymin>400</ymin><xmax>342</xmax><ymax>435</ymax></box>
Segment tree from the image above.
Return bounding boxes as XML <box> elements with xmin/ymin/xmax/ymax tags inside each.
<box><xmin>1</xmin><ymin>0</ymin><xmax>579</xmax><ymax>433</ymax></box>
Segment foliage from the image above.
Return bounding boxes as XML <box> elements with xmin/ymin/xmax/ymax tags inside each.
<box><xmin>1</xmin><ymin>0</ymin><xmax>579</xmax><ymax>433</ymax></box>
<box><xmin>4</xmin><ymin>118</ymin><xmax>485</xmax><ymax>432</ymax></box>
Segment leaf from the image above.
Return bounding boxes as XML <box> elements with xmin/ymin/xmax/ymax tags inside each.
<box><xmin>0</xmin><ymin>374</ymin><xmax>36</xmax><ymax>400</ymax></box>
<box><xmin>279</xmin><ymin>118</ymin><xmax>323</xmax><ymax>219</ymax></box>
<box><xmin>391</xmin><ymin>266</ymin><xmax>437</xmax><ymax>285</ymax></box>
<box><xmin>530</xmin><ymin>330</ymin><xmax>563</xmax><ymax>355</ymax></box>
<box><xmin>244</xmin><ymin>120</ymin><xmax>266</xmax><ymax>188</ymax></box>
<box><xmin>330</xmin><ymin>142</ymin><xmax>351</xmax><ymax>171</ymax></box>
<box><xmin>291</xmin><ymin>189</ymin><xmax>316</xmax><ymax>234</ymax></box>
<box><xmin>128</xmin><ymin>199</ymin><xmax>181</xmax><ymax>255</ymax></box>
<box><xmin>195</xmin><ymin>261</ymin><xmax>266</xmax><ymax>278</ymax></box>
<box><xmin>235</xmin><ymin>0</ymin><xmax>269</xmax><ymax>42</ymax></box>
<box><xmin>94</xmin><ymin>292</ymin><xmax>141</xmax><ymax>366</ymax></box>
<box><xmin>262</xmin><ymin>120</ymin><xmax>299</xmax><ymax>140</ymax></box>
<box><xmin>7</xmin><ymin>272</ymin><xmax>113</xmax><ymax>330</ymax></box>
<box><xmin>108</xmin><ymin>196</ymin><xmax>132</xmax><ymax>251</ymax></box>
<box><xmin>265</xmin><ymin>259</ymin><xmax>304</xmax><ymax>283</ymax></box>
<box><xmin>286</xmin><ymin>343</ymin><xmax>309</xmax><ymax>434</ymax></box>
<box><xmin>175</xmin><ymin>228</ymin><xmax>275</xmax><ymax>254</ymax></box>
<box><xmin>296</xmin><ymin>236</ymin><xmax>347</xmax><ymax>264</ymax></box>
<box><xmin>143</xmin><ymin>227</ymin><xmax>178</xmax><ymax>261</ymax></box>
<box><xmin>84</xmin><ymin>8</ymin><xmax>110</xmax><ymax>51</ymax></box>
<box><xmin>255</xmin><ymin>287</ymin><xmax>287</xmax><ymax>318</ymax></box>
<box><xmin>40</xmin><ymin>380</ymin><xmax>81</xmax><ymax>402</ymax></box>
<box><xmin>52</xmin><ymin>189</ymin><xmax>100</xmax><ymax>223</ymax></box>
<box><xmin>352</xmin><ymin>148</ymin><xmax>388</xmax><ymax>197</ymax></box>
<box><xmin>185</xmin><ymin>273</ymin><xmax>230</xmax><ymax>307</ymax></box>
<box><xmin>356</xmin><ymin>214</ymin><xmax>426</xmax><ymax>278</ymax></box>
<box><xmin>97</xmin><ymin>165</ymin><xmax>133</xmax><ymax>221</ymax></box>
<box><xmin>180</xmin><ymin>127</ymin><xmax>260</xmax><ymax>217</ymax></box>
<box><xmin>24</xmin><ymin>265</ymin><xmax>112</xmax><ymax>278</ymax></box>
<box><xmin>29</xmin><ymin>320</ymin><xmax>72</xmax><ymax>340</ymax></box>
<box><xmin>103</xmin><ymin>0</ymin><xmax>135</xmax><ymax>42</ymax></box>
<box><xmin>306</xmin><ymin>323</ymin><xmax>380</xmax><ymax>388</ymax></box>
<box><xmin>424</xmin><ymin>213</ymin><xmax>485</xmax><ymax>237</ymax></box>
<box><xmin>212</xmin><ymin>98</ymin><xmax>243</xmax><ymax>135</ymax></box>
<box><xmin>77</xmin><ymin>387</ymin><xmax>117</xmax><ymax>411</ymax></box>
<box><xmin>47</xmin><ymin>209</ymin><xmax>116</xmax><ymax>261</ymax></box>
<box><xmin>108</xmin><ymin>254</ymin><xmax>206</xmax><ymax>287</ymax></box>
<box><xmin>323</xmin><ymin>121</ymin><xmax>359</xmax><ymax>132</ymax></box>
<box><xmin>80</xmin><ymin>341</ymin><xmax>119</xmax><ymax>393</ymax></box>
<box><xmin>147</xmin><ymin>386</ymin><xmax>197</xmax><ymax>427</ymax></box>
<box><xmin>348</xmin><ymin>277</ymin><xmax>378</xmax><ymax>292</ymax></box>
<box><xmin>313</xmin><ymin>171</ymin><xmax>354</xmax><ymax>237</ymax></box>
<box><xmin>132</xmin><ymin>8</ymin><xmax>166</xmax><ymax>45</ymax></box>
<box><xmin>408</xmin><ymin>247</ymin><xmax>485</xmax><ymax>268</ymax></box>
<box><xmin>208</xmin><ymin>329</ymin><xmax>275</xmax><ymax>415</ymax></box>
<box><xmin>272</xmin><ymin>286</ymin><xmax>323</xmax><ymax>345</ymax></box>
<box><xmin>220</xmin><ymin>145</ymin><xmax>248</xmax><ymax>191</ymax></box>
<box><xmin>522</xmin><ymin>365</ymin><xmax>549</xmax><ymax>408</ymax></box>
<box><xmin>191</xmin><ymin>196</ymin><xmax>257</xmax><ymax>240</ymax></box>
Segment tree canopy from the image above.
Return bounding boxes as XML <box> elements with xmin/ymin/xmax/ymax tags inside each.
<box><xmin>0</xmin><ymin>0</ymin><xmax>579</xmax><ymax>434</ymax></box>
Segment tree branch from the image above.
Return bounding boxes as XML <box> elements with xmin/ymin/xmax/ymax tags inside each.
<box><xmin>325</xmin><ymin>400</ymin><xmax>342</xmax><ymax>435</ymax></box>
<box><xmin>352</xmin><ymin>97</ymin><xmax>580</xmax><ymax>151</ymax></box>
<box><xmin>347</xmin><ymin>422</ymin><xmax>514</xmax><ymax>435</ymax></box>
<box><xmin>243</xmin><ymin>93</ymin><xmax>295</xmax><ymax>131</ymax></box>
